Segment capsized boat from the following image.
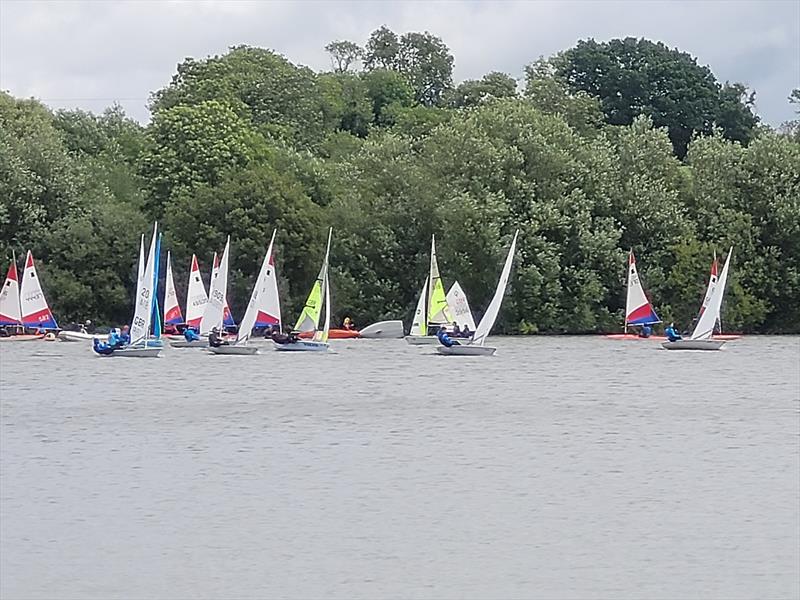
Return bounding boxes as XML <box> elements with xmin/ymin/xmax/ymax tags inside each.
<box><xmin>405</xmin><ymin>234</ymin><xmax>457</xmax><ymax>345</ymax></box>
<box><xmin>662</xmin><ymin>247</ymin><xmax>733</xmax><ymax>351</ymax></box>
<box><xmin>274</xmin><ymin>228</ymin><xmax>332</xmax><ymax>352</ymax></box>
<box><xmin>606</xmin><ymin>250</ymin><xmax>660</xmax><ymax>340</ymax></box>
<box><xmin>210</xmin><ymin>231</ymin><xmax>281</xmax><ymax>356</ymax></box>
<box><xmin>358</xmin><ymin>320</ymin><xmax>405</xmax><ymax>339</ymax></box>
<box><xmin>437</xmin><ymin>231</ymin><xmax>518</xmax><ymax>356</ymax></box>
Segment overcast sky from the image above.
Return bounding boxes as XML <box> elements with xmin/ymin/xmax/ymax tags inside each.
<box><xmin>1</xmin><ymin>0</ymin><xmax>798</xmax><ymax>125</ymax></box>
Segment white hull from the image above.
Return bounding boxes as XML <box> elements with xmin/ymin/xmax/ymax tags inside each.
<box><xmin>98</xmin><ymin>347</ymin><xmax>162</xmax><ymax>358</ymax></box>
<box><xmin>436</xmin><ymin>345</ymin><xmax>496</xmax><ymax>356</ymax></box>
<box><xmin>661</xmin><ymin>339</ymin><xmax>726</xmax><ymax>351</ymax></box>
<box><xmin>359</xmin><ymin>320</ymin><xmax>405</xmax><ymax>339</ymax></box>
<box><xmin>170</xmin><ymin>339</ymin><xmax>207</xmax><ymax>348</ymax></box>
<box><xmin>59</xmin><ymin>331</ymin><xmax>108</xmax><ymax>342</ymax></box>
<box><xmin>273</xmin><ymin>340</ymin><xmax>329</xmax><ymax>352</ymax></box>
<box><xmin>208</xmin><ymin>345</ymin><xmax>259</xmax><ymax>355</ymax></box>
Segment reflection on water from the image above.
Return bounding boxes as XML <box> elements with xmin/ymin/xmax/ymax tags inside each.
<box><xmin>1</xmin><ymin>336</ymin><xmax>798</xmax><ymax>599</ymax></box>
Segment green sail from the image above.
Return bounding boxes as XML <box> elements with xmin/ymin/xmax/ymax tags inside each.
<box><xmin>294</xmin><ymin>279</ymin><xmax>322</xmax><ymax>332</ymax></box>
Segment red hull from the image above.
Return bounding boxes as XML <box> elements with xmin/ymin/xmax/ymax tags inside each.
<box><xmin>298</xmin><ymin>329</ymin><xmax>361</xmax><ymax>339</ymax></box>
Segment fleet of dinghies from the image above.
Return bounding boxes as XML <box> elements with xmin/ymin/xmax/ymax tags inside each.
<box><xmin>0</xmin><ymin>225</ymin><xmax>743</xmax><ymax>354</ymax></box>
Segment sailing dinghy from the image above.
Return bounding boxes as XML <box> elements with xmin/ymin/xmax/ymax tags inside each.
<box><xmin>696</xmin><ymin>253</ymin><xmax>740</xmax><ymax>341</ymax></box>
<box><xmin>95</xmin><ymin>224</ymin><xmax>162</xmax><ymax>357</ymax></box>
<box><xmin>274</xmin><ymin>228</ymin><xmax>332</xmax><ymax>352</ymax></box>
<box><xmin>0</xmin><ymin>253</ymin><xmax>42</xmax><ymax>341</ymax></box>
<box><xmin>164</xmin><ymin>251</ymin><xmax>183</xmax><ymax>328</ymax></box>
<box><xmin>210</xmin><ymin>231</ymin><xmax>281</xmax><ymax>355</ymax></box>
<box><xmin>405</xmin><ymin>234</ymin><xmax>456</xmax><ymax>345</ymax></box>
<box><xmin>437</xmin><ymin>231</ymin><xmax>518</xmax><ymax>356</ymax></box>
<box><xmin>20</xmin><ymin>251</ymin><xmax>58</xmax><ymax>331</ymax></box>
<box><xmin>605</xmin><ymin>250</ymin><xmax>661</xmax><ymax>340</ymax></box>
<box><xmin>662</xmin><ymin>247</ymin><xmax>733</xmax><ymax>351</ymax></box>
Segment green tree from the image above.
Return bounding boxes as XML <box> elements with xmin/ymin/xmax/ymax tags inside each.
<box><xmin>324</xmin><ymin>40</ymin><xmax>363</xmax><ymax>73</ymax></box>
<box><xmin>454</xmin><ymin>72</ymin><xmax>518</xmax><ymax>108</ymax></box>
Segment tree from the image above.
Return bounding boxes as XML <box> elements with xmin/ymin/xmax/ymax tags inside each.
<box><xmin>397</xmin><ymin>31</ymin><xmax>454</xmax><ymax>106</ymax></box>
<box><xmin>454</xmin><ymin>72</ymin><xmax>518</xmax><ymax>108</ymax></box>
<box><xmin>363</xmin><ymin>26</ymin><xmax>400</xmax><ymax>71</ymax></box>
<box><xmin>553</xmin><ymin>38</ymin><xmax>759</xmax><ymax>158</ymax></box>
<box><xmin>324</xmin><ymin>40</ymin><xmax>363</xmax><ymax>73</ymax></box>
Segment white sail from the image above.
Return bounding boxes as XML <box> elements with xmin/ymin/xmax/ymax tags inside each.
<box><xmin>472</xmin><ymin>231</ymin><xmax>519</xmax><ymax>346</ymax></box>
<box><xmin>409</xmin><ymin>278</ymin><xmax>428</xmax><ymax>336</ymax></box>
<box><xmin>20</xmin><ymin>251</ymin><xmax>58</xmax><ymax>329</ymax></box>
<box><xmin>258</xmin><ymin>238</ymin><xmax>282</xmax><ymax>330</ymax></box>
<box><xmin>185</xmin><ymin>255</ymin><xmax>208</xmax><ymax>328</ymax></box>
<box><xmin>237</xmin><ymin>230</ymin><xmax>278</xmax><ymax>343</ymax></box>
<box><xmin>136</xmin><ymin>234</ymin><xmax>145</xmax><ymax>289</ymax></box>
<box><xmin>163</xmin><ymin>251</ymin><xmax>182</xmax><ymax>325</ymax></box>
<box><xmin>446</xmin><ymin>281</ymin><xmax>476</xmax><ymax>331</ymax></box>
<box><xmin>131</xmin><ymin>224</ymin><xmax>158</xmax><ymax>343</ymax></box>
<box><xmin>312</xmin><ymin>228</ymin><xmax>333</xmax><ymax>342</ymax></box>
<box><xmin>691</xmin><ymin>247</ymin><xmax>732</xmax><ymax>340</ymax></box>
<box><xmin>0</xmin><ymin>253</ymin><xmax>21</xmax><ymax>326</ymax></box>
<box><xmin>201</xmin><ymin>239</ymin><xmax>230</xmax><ymax>335</ymax></box>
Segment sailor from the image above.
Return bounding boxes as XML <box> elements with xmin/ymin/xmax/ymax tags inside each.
<box><xmin>343</xmin><ymin>316</ymin><xmax>354</xmax><ymax>330</ymax></box>
<box><xmin>461</xmin><ymin>323</ymin><xmax>471</xmax><ymax>338</ymax></box>
<box><xmin>119</xmin><ymin>325</ymin><xmax>130</xmax><ymax>345</ymax></box>
<box><xmin>452</xmin><ymin>322</ymin><xmax>461</xmax><ymax>337</ymax></box>
<box><xmin>184</xmin><ymin>327</ymin><xmax>200</xmax><ymax>342</ymax></box>
<box><xmin>436</xmin><ymin>326</ymin><xmax>460</xmax><ymax>347</ymax></box>
<box><xmin>92</xmin><ymin>338</ymin><xmax>114</xmax><ymax>355</ymax></box>
<box><xmin>639</xmin><ymin>323</ymin><xmax>653</xmax><ymax>338</ymax></box>
<box><xmin>107</xmin><ymin>328</ymin><xmax>119</xmax><ymax>348</ymax></box>
<box><xmin>664</xmin><ymin>322</ymin><xmax>682</xmax><ymax>342</ymax></box>
<box><xmin>209</xmin><ymin>327</ymin><xmax>228</xmax><ymax>348</ymax></box>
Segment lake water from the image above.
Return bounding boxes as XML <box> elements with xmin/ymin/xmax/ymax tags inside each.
<box><xmin>1</xmin><ymin>336</ymin><xmax>798</xmax><ymax>599</ymax></box>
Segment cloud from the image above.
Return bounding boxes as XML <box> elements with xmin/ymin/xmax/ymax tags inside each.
<box><xmin>1</xmin><ymin>0</ymin><xmax>797</xmax><ymax>125</ymax></box>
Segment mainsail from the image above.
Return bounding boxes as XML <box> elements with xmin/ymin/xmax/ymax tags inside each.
<box><xmin>164</xmin><ymin>251</ymin><xmax>183</xmax><ymax>325</ymax></box>
<box><xmin>185</xmin><ymin>254</ymin><xmax>208</xmax><ymax>328</ymax></box>
<box><xmin>0</xmin><ymin>254</ymin><xmax>22</xmax><ymax>326</ymax></box>
<box><xmin>427</xmin><ymin>234</ymin><xmax>452</xmax><ymax>325</ymax></box>
<box><xmin>20</xmin><ymin>251</ymin><xmax>58</xmax><ymax>329</ymax></box>
<box><xmin>294</xmin><ymin>229</ymin><xmax>332</xmax><ymax>334</ymax></box>
<box><xmin>625</xmin><ymin>250</ymin><xmax>660</xmax><ymax>327</ymax></box>
<box><xmin>472</xmin><ymin>231</ymin><xmax>518</xmax><ymax>346</ymax></box>
<box><xmin>446</xmin><ymin>281</ymin><xmax>476</xmax><ymax>331</ymax></box>
<box><xmin>691</xmin><ymin>248</ymin><xmax>732</xmax><ymax>340</ymax></box>
<box><xmin>201</xmin><ymin>239</ymin><xmax>230</xmax><ymax>335</ymax></box>
<box><xmin>237</xmin><ymin>230</ymin><xmax>281</xmax><ymax>343</ymax></box>
<box><xmin>130</xmin><ymin>224</ymin><xmax>158</xmax><ymax>343</ymax></box>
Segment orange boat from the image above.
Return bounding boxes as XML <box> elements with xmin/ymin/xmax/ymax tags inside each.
<box><xmin>298</xmin><ymin>328</ymin><xmax>360</xmax><ymax>339</ymax></box>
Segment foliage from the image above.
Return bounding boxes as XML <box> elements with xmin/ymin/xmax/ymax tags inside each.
<box><xmin>1</xmin><ymin>35</ymin><xmax>797</xmax><ymax>333</ymax></box>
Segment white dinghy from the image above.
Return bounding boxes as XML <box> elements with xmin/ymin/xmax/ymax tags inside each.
<box><xmin>359</xmin><ymin>320</ymin><xmax>405</xmax><ymax>339</ymax></box>
<box><xmin>405</xmin><ymin>234</ymin><xmax>457</xmax><ymax>345</ymax></box>
<box><xmin>437</xmin><ymin>231</ymin><xmax>519</xmax><ymax>356</ymax></box>
<box><xmin>274</xmin><ymin>228</ymin><xmax>332</xmax><ymax>352</ymax></box>
<box><xmin>662</xmin><ymin>247</ymin><xmax>733</xmax><ymax>351</ymax></box>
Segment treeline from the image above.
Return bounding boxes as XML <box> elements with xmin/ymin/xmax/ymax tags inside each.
<box><xmin>1</xmin><ymin>30</ymin><xmax>799</xmax><ymax>333</ymax></box>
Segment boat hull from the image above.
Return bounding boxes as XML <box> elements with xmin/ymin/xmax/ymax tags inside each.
<box><xmin>208</xmin><ymin>345</ymin><xmax>259</xmax><ymax>355</ymax></box>
<box><xmin>273</xmin><ymin>340</ymin><xmax>330</xmax><ymax>352</ymax></box>
<box><xmin>661</xmin><ymin>339</ymin><xmax>726</xmax><ymax>351</ymax></box>
<box><xmin>298</xmin><ymin>329</ymin><xmax>359</xmax><ymax>339</ymax></box>
<box><xmin>59</xmin><ymin>331</ymin><xmax>108</xmax><ymax>342</ymax></box>
<box><xmin>0</xmin><ymin>334</ymin><xmax>45</xmax><ymax>342</ymax></box>
<box><xmin>436</xmin><ymin>345</ymin><xmax>496</xmax><ymax>356</ymax></box>
<box><xmin>359</xmin><ymin>320</ymin><xmax>404</xmax><ymax>339</ymax></box>
<box><xmin>169</xmin><ymin>339</ymin><xmax>207</xmax><ymax>348</ymax></box>
<box><xmin>97</xmin><ymin>346</ymin><xmax>162</xmax><ymax>358</ymax></box>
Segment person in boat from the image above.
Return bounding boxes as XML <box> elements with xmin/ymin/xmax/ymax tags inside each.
<box><xmin>119</xmin><ymin>325</ymin><xmax>131</xmax><ymax>346</ymax></box>
<box><xmin>107</xmin><ymin>328</ymin><xmax>120</xmax><ymax>348</ymax></box>
<box><xmin>452</xmin><ymin>322</ymin><xmax>462</xmax><ymax>338</ymax></box>
<box><xmin>184</xmin><ymin>327</ymin><xmax>201</xmax><ymax>342</ymax></box>
<box><xmin>164</xmin><ymin>323</ymin><xmax>179</xmax><ymax>335</ymax></box>
<box><xmin>461</xmin><ymin>323</ymin><xmax>471</xmax><ymax>338</ymax></box>
<box><xmin>639</xmin><ymin>323</ymin><xmax>653</xmax><ymax>338</ymax></box>
<box><xmin>436</xmin><ymin>326</ymin><xmax>460</xmax><ymax>347</ymax></box>
<box><xmin>209</xmin><ymin>327</ymin><xmax>229</xmax><ymax>348</ymax></box>
<box><xmin>271</xmin><ymin>328</ymin><xmax>300</xmax><ymax>345</ymax></box>
<box><xmin>665</xmin><ymin>322</ymin><xmax>682</xmax><ymax>342</ymax></box>
<box><xmin>92</xmin><ymin>337</ymin><xmax>115</xmax><ymax>355</ymax></box>
<box><xmin>343</xmin><ymin>316</ymin><xmax>355</xmax><ymax>331</ymax></box>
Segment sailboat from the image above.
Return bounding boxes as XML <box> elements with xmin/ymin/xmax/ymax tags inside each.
<box><xmin>19</xmin><ymin>251</ymin><xmax>58</xmax><ymax>332</ymax></box>
<box><xmin>405</xmin><ymin>234</ymin><xmax>455</xmax><ymax>345</ymax></box>
<box><xmin>662</xmin><ymin>247</ymin><xmax>733</xmax><ymax>351</ymax></box>
<box><xmin>696</xmin><ymin>252</ymin><xmax>740</xmax><ymax>341</ymax></box>
<box><xmin>95</xmin><ymin>224</ymin><xmax>162</xmax><ymax>357</ymax></box>
<box><xmin>210</xmin><ymin>231</ymin><xmax>281</xmax><ymax>355</ymax></box>
<box><xmin>446</xmin><ymin>281</ymin><xmax>476</xmax><ymax>335</ymax></box>
<box><xmin>185</xmin><ymin>254</ymin><xmax>208</xmax><ymax>329</ymax></box>
<box><xmin>207</xmin><ymin>251</ymin><xmax>236</xmax><ymax>332</ymax></box>
<box><xmin>164</xmin><ymin>251</ymin><xmax>183</xmax><ymax>327</ymax></box>
<box><xmin>606</xmin><ymin>250</ymin><xmax>661</xmax><ymax>339</ymax></box>
<box><xmin>274</xmin><ymin>228</ymin><xmax>332</xmax><ymax>352</ymax></box>
<box><xmin>437</xmin><ymin>231</ymin><xmax>519</xmax><ymax>356</ymax></box>
<box><xmin>0</xmin><ymin>253</ymin><xmax>40</xmax><ymax>341</ymax></box>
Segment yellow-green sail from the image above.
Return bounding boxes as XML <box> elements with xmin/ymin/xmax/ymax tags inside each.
<box><xmin>294</xmin><ymin>279</ymin><xmax>322</xmax><ymax>332</ymax></box>
<box><xmin>427</xmin><ymin>235</ymin><xmax>453</xmax><ymax>325</ymax></box>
